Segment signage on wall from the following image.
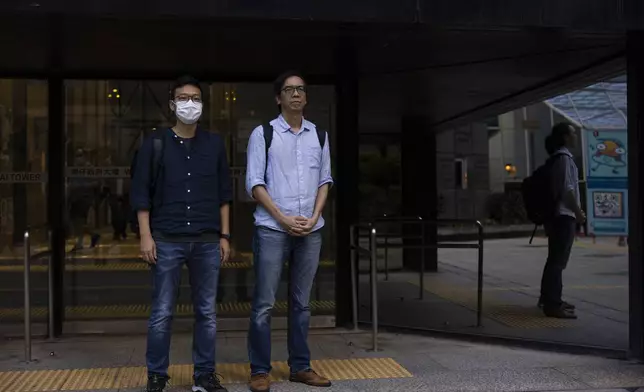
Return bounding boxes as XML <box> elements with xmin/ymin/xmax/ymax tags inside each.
<box><xmin>66</xmin><ymin>166</ymin><xmax>132</xmax><ymax>178</ymax></box>
<box><xmin>0</xmin><ymin>172</ymin><xmax>47</xmax><ymax>183</ymax></box>
<box><xmin>584</xmin><ymin>129</ymin><xmax>628</xmax><ymax>236</ymax></box>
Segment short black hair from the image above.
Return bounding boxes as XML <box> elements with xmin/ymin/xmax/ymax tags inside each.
<box><xmin>273</xmin><ymin>70</ymin><xmax>306</xmax><ymax>97</ymax></box>
<box><xmin>170</xmin><ymin>75</ymin><xmax>202</xmax><ymax>100</ymax></box>
<box><xmin>544</xmin><ymin>134</ymin><xmax>556</xmax><ymax>155</ymax></box>
<box><xmin>550</xmin><ymin>122</ymin><xmax>574</xmax><ymax>149</ymax></box>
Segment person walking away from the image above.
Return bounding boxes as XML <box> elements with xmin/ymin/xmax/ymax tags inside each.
<box><xmin>245</xmin><ymin>71</ymin><xmax>333</xmax><ymax>392</ymax></box>
<box><xmin>130</xmin><ymin>75</ymin><xmax>232</xmax><ymax>392</ymax></box>
<box><xmin>539</xmin><ymin>123</ymin><xmax>585</xmax><ymax>319</ymax></box>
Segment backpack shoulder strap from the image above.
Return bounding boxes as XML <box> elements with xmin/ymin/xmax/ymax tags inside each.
<box><xmin>263</xmin><ymin>122</ymin><xmax>273</xmax><ymax>182</ymax></box>
<box><xmin>150</xmin><ymin>130</ymin><xmax>165</xmax><ymax>185</ymax></box>
<box><xmin>316</xmin><ymin>128</ymin><xmax>326</xmax><ymax>148</ymax></box>
<box><xmin>149</xmin><ymin>129</ymin><xmax>166</xmax><ymax>207</ymax></box>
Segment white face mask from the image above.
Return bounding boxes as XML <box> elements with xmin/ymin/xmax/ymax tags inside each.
<box><xmin>174</xmin><ymin>100</ymin><xmax>203</xmax><ymax>125</ymax></box>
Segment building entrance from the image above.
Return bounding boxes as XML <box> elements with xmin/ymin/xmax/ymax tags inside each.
<box><xmin>0</xmin><ymin>78</ymin><xmax>338</xmax><ymax>334</ymax></box>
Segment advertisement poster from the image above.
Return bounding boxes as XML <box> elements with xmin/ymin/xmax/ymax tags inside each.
<box><xmin>584</xmin><ymin>129</ymin><xmax>628</xmax><ymax>236</ymax></box>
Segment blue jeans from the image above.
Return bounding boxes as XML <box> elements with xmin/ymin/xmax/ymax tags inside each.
<box><xmin>146</xmin><ymin>241</ymin><xmax>221</xmax><ymax>378</ymax></box>
<box><xmin>248</xmin><ymin>226</ymin><xmax>322</xmax><ymax>375</ymax></box>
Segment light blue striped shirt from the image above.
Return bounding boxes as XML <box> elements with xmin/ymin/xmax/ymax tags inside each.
<box><xmin>551</xmin><ymin>148</ymin><xmax>580</xmax><ymax>218</ymax></box>
<box><xmin>245</xmin><ymin>115</ymin><xmax>333</xmax><ymax>233</ymax></box>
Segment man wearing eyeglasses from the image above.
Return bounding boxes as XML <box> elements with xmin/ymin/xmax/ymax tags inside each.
<box><xmin>131</xmin><ymin>75</ymin><xmax>232</xmax><ymax>392</ymax></box>
<box><xmin>245</xmin><ymin>71</ymin><xmax>333</xmax><ymax>392</ymax></box>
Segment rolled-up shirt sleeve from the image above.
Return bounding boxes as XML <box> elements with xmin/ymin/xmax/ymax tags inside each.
<box><xmin>319</xmin><ymin>132</ymin><xmax>333</xmax><ymax>188</ymax></box>
<box><xmin>245</xmin><ymin>125</ymin><xmax>267</xmax><ymax>198</ymax></box>
<box><xmin>130</xmin><ymin>136</ymin><xmax>153</xmax><ymax>211</ymax></box>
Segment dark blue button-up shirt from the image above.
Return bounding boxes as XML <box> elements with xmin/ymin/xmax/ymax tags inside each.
<box><xmin>130</xmin><ymin>127</ymin><xmax>232</xmax><ymax>237</ymax></box>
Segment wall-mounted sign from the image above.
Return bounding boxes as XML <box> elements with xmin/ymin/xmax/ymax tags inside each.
<box><xmin>584</xmin><ymin>129</ymin><xmax>628</xmax><ymax>236</ymax></box>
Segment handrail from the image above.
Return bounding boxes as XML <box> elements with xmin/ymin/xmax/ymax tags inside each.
<box><xmin>349</xmin><ymin>223</ymin><xmax>379</xmax><ymax>351</ymax></box>
<box><xmin>365</xmin><ymin>217</ymin><xmax>485</xmax><ymax>328</ymax></box>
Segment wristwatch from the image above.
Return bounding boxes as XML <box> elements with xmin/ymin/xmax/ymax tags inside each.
<box><xmin>221</xmin><ymin>233</ymin><xmax>231</xmax><ymax>241</ymax></box>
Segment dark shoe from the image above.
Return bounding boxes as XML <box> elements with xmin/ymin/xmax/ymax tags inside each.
<box><xmin>146</xmin><ymin>374</ymin><xmax>170</xmax><ymax>392</ymax></box>
<box><xmin>289</xmin><ymin>369</ymin><xmax>332</xmax><ymax>387</ymax></box>
<box><xmin>538</xmin><ymin>299</ymin><xmax>575</xmax><ymax>310</ymax></box>
<box><xmin>192</xmin><ymin>374</ymin><xmax>228</xmax><ymax>392</ymax></box>
<box><xmin>544</xmin><ymin>306</ymin><xmax>578</xmax><ymax>319</ymax></box>
<box><xmin>193</xmin><ymin>373</ymin><xmax>227</xmax><ymax>392</ymax></box>
<box><xmin>248</xmin><ymin>373</ymin><xmax>270</xmax><ymax>392</ymax></box>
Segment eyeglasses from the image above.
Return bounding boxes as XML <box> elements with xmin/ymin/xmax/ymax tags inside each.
<box><xmin>174</xmin><ymin>95</ymin><xmax>203</xmax><ymax>103</ymax></box>
<box><xmin>282</xmin><ymin>86</ymin><xmax>306</xmax><ymax>95</ymax></box>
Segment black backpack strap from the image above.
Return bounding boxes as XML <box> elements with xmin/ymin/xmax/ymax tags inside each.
<box><xmin>316</xmin><ymin>128</ymin><xmax>326</xmax><ymax>149</ymax></box>
<box><xmin>150</xmin><ymin>130</ymin><xmax>165</xmax><ymax>206</ymax></box>
<box><xmin>263</xmin><ymin>122</ymin><xmax>273</xmax><ymax>182</ymax></box>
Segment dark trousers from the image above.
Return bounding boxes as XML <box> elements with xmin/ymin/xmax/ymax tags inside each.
<box><xmin>540</xmin><ymin>215</ymin><xmax>576</xmax><ymax>308</ymax></box>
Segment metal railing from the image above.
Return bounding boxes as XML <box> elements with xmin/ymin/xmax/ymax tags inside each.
<box><xmin>374</xmin><ymin>216</ymin><xmax>485</xmax><ymax>327</ymax></box>
<box><xmin>350</xmin><ymin>217</ymin><xmax>485</xmax><ymax>344</ymax></box>
<box><xmin>349</xmin><ymin>223</ymin><xmax>379</xmax><ymax>351</ymax></box>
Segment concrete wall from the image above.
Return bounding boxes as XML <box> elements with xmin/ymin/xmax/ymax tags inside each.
<box><xmin>436</xmin><ymin>123</ymin><xmax>490</xmax><ymax>220</ymax></box>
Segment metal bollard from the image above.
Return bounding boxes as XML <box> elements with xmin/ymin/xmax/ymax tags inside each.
<box><xmin>23</xmin><ymin>230</ymin><xmax>32</xmax><ymax>362</ymax></box>
<box><xmin>349</xmin><ymin>226</ymin><xmax>359</xmax><ymax>331</ymax></box>
<box><xmin>477</xmin><ymin>222</ymin><xmax>484</xmax><ymax>327</ymax></box>
<box><xmin>369</xmin><ymin>227</ymin><xmax>379</xmax><ymax>351</ymax></box>
<box><xmin>420</xmin><ymin>220</ymin><xmax>426</xmax><ymax>300</ymax></box>
<box><xmin>47</xmin><ymin>230</ymin><xmax>54</xmax><ymax>340</ymax></box>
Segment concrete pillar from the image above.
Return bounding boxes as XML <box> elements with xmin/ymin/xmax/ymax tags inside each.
<box><xmin>401</xmin><ymin>116</ymin><xmax>438</xmax><ymax>272</ymax></box>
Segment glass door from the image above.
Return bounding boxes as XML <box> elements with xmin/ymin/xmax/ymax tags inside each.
<box><xmin>0</xmin><ymin>79</ymin><xmax>50</xmax><ymax>332</ymax></box>
<box><xmin>61</xmin><ymin>79</ymin><xmax>336</xmax><ymax>329</ymax></box>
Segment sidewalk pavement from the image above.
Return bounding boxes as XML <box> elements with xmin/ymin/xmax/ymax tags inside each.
<box><xmin>2</xmin><ymin>329</ymin><xmax>644</xmax><ymax>392</ymax></box>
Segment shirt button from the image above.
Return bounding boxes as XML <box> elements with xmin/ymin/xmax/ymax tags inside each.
<box><xmin>187</xmin><ymin>189</ymin><xmax>191</xmax><ymax>193</ymax></box>
<box><xmin>187</xmin><ymin>206</ymin><xmax>191</xmax><ymax>210</ymax></box>
<box><xmin>180</xmin><ymin>141</ymin><xmax>184</xmax><ymax>144</ymax></box>
<box><xmin>188</xmin><ymin>172</ymin><xmax>191</xmax><ymax>176</ymax></box>
<box><xmin>187</xmin><ymin>222</ymin><xmax>191</xmax><ymax>226</ymax></box>
<box><xmin>187</xmin><ymin>156</ymin><xmax>191</xmax><ymax>160</ymax></box>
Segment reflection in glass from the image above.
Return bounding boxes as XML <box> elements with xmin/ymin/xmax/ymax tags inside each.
<box><xmin>0</xmin><ymin>79</ymin><xmax>49</xmax><ymax>324</ymax></box>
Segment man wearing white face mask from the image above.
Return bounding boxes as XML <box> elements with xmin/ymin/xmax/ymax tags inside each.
<box><xmin>131</xmin><ymin>75</ymin><xmax>232</xmax><ymax>392</ymax></box>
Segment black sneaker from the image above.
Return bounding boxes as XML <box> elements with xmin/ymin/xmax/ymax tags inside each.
<box><xmin>193</xmin><ymin>373</ymin><xmax>227</xmax><ymax>392</ymax></box>
<box><xmin>146</xmin><ymin>374</ymin><xmax>170</xmax><ymax>392</ymax></box>
<box><xmin>544</xmin><ymin>306</ymin><xmax>578</xmax><ymax>319</ymax></box>
<box><xmin>538</xmin><ymin>299</ymin><xmax>575</xmax><ymax>310</ymax></box>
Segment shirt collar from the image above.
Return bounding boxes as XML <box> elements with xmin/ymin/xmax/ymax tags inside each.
<box><xmin>168</xmin><ymin>125</ymin><xmax>205</xmax><ymax>141</ymax></box>
<box><xmin>556</xmin><ymin>147</ymin><xmax>573</xmax><ymax>157</ymax></box>
<box><xmin>277</xmin><ymin>114</ymin><xmax>312</xmax><ymax>133</ymax></box>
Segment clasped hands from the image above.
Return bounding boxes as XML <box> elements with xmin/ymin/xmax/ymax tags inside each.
<box><xmin>280</xmin><ymin>215</ymin><xmax>318</xmax><ymax>236</ymax></box>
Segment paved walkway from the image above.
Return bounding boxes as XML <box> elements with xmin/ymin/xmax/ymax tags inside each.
<box><xmin>1</xmin><ymin>330</ymin><xmax>644</xmax><ymax>392</ymax></box>
<box><xmin>358</xmin><ymin>235</ymin><xmax>629</xmax><ymax>350</ymax></box>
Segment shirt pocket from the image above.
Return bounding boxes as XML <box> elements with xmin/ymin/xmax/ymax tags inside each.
<box><xmin>195</xmin><ymin>152</ymin><xmax>218</xmax><ymax>178</ymax></box>
<box><xmin>307</xmin><ymin>145</ymin><xmax>322</xmax><ymax>169</ymax></box>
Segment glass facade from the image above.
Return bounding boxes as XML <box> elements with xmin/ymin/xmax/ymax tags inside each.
<box><xmin>0</xmin><ymin>78</ymin><xmax>336</xmax><ymax>329</ymax></box>
<box><xmin>0</xmin><ymin>79</ymin><xmax>49</xmax><ymax>318</ymax></box>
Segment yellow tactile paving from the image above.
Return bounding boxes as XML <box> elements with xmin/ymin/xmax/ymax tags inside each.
<box><xmin>0</xmin><ymin>300</ymin><xmax>336</xmax><ymax>320</ymax></box>
<box><xmin>0</xmin><ymin>358</ymin><xmax>411</xmax><ymax>391</ymax></box>
<box><xmin>0</xmin><ymin>260</ymin><xmax>335</xmax><ymax>272</ymax></box>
